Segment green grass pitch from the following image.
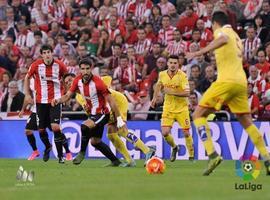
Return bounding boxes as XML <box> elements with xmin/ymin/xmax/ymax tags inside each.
<box><xmin>0</xmin><ymin>159</ymin><xmax>269</xmax><ymax>200</ymax></box>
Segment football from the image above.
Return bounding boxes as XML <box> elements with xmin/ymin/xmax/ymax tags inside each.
<box><xmin>243</xmin><ymin>162</ymin><xmax>253</xmax><ymax>172</ymax></box>
<box><xmin>145</xmin><ymin>157</ymin><xmax>166</xmax><ymax>174</ymax></box>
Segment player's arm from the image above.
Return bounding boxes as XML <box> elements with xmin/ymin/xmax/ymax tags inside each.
<box><xmin>185</xmin><ymin>33</ymin><xmax>229</xmax><ymax>59</ymax></box>
<box><xmin>52</xmin><ymin>91</ymin><xmax>74</xmax><ymax>106</ymax></box>
<box><xmin>163</xmin><ymin>88</ymin><xmax>190</xmax><ymax>97</ymax></box>
<box><xmin>151</xmin><ymin>82</ymin><xmax>162</xmax><ymax>108</ymax></box>
<box><xmin>24</xmin><ymin>64</ymin><xmax>35</xmax><ymax>103</ymax></box>
<box><xmin>18</xmin><ymin>95</ymin><xmax>33</xmax><ymax>118</ymax></box>
<box><xmin>105</xmin><ymin>94</ymin><xmax>125</xmax><ymax>128</ymax></box>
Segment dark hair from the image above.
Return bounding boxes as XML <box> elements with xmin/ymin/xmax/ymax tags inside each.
<box><xmin>79</xmin><ymin>58</ymin><xmax>93</xmax><ymax>67</ymax></box>
<box><xmin>34</xmin><ymin>31</ymin><xmax>42</xmax><ymax>37</ymax></box>
<box><xmin>212</xmin><ymin>11</ymin><xmax>229</xmax><ymax>26</ymax></box>
<box><xmin>120</xmin><ymin>54</ymin><xmax>128</xmax><ymax>60</ymax></box>
<box><xmin>168</xmin><ymin>55</ymin><xmax>179</xmax><ymax>60</ymax></box>
<box><xmin>190</xmin><ymin>92</ymin><xmax>198</xmax><ymax>98</ymax></box>
<box><xmin>162</xmin><ymin>15</ymin><xmax>171</xmax><ymax>20</ymax></box>
<box><xmin>40</xmin><ymin>44</ymin><xmax>53</xmax><ymax>54</ymax></box>
<box><xmin>63</xmin><ymin>73</ymin><xmax>76</xmax><ymax>80</ymax></box>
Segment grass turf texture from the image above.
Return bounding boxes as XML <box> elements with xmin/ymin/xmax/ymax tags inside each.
<box><xmin>0</xmin><ymin>159</ymin><xmax>269</xmax><ymax>200</ymax></box>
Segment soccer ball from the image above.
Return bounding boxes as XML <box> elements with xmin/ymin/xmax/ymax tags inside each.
<box><xmin>145</xmin><ymin>157</ymin><xmax>166</xmax><ymax>174</ymax></box>
<box><xmin>243</xmin><ymin>162</ymin><xmax>253</xmax><ymax>172</ymax></box>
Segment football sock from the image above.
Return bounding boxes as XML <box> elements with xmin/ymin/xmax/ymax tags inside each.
<box><xmin>92</xmin><ymin>141</ymin><xmax>119</xmax><ymax>162</ymax></box>
<box><xmin>245</xmin><ymin>124</ymin><xmax>270</xmax><ymax>160</ymax></box>
<box><xmin>61</xmin><ymin>132</ymin><xmax>70</xmax><ymax>153</ymax></box>
<box><xmin>26</xmin><ymin>133</ymin><xmax>37</xmax><ymax>151</ymax></box>
<box><xmin>164</xmin><ymin>134</ymin><xmax>177</xmax><ymax>148</ymax></box>
<box><xmin>107</xmin><ymin>132</ymin><xmax>132</xmax><ymax>163</ymax></box>
<box><xmin>53</xmin><ymin>130</ymin><xmax>63</xmax><ymax>158</ymax></box>
<box><xmin>80</xmin><ymin>124</ymin><xmax>91</xmax><ymax>153</ymax></box>
<box><xmin>39</xmin><ymin>130</ymin><xmax>51</xmax><ymax>149</ymax></box>
<box><xmin>194</xmin><ymin>117</ymin><xmax>215</xmax><ymax>156</ymax></box>
<box><xmin>184</xmin><ymin>133</ymin><xmax>194</xmax><ymax>157</ymax></box>
<box><xmin>119</xmin><ymin>129</ymin><xmax>150</xmax><ymax>154</ymax></box>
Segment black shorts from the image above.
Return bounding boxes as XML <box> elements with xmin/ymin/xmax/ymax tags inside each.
<box><xmin>36</xmin><ymin>103</ymin><xmax>61</xmax><ymax>129</ymax></box>
<box><xmin>88</xmin><ymin>114</ymin><xmax>110</xmax><ymax>138</ymax></box>
<box><xmin>25</xmin><ymin>112</ymin><xmax>52</xmax><ymax>131</ymax></box>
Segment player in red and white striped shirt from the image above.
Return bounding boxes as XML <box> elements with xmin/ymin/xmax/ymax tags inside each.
<box><xmin>24</xmin><ymin>44</ymin><xmax>68</xmax><ymax>163</ymax></box>
<box><xmin>52</xmin><ymin>58</ymin><xmax>125</xmax><ymax>166</ymax></box>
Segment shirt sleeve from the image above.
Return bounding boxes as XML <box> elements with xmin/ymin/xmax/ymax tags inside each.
<box><xmin>69</xmin><ymin>77</ymin><xmax>79</xmax><ymax>93</ymax></box>
<box><xmin>59</xmin><ymin>61</ymin><xmax>68</xmax><ymax>76</ymax></box>
<box><xmin>27</xmin><ymin>62</ymin><xmax>36</xmax><ymax>78</ymax></box>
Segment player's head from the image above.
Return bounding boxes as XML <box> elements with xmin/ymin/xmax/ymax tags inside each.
<box><xmin>63</xmin><ymin>73</ymin><xmax>76</xmax><ymax>91</ymax></box>
<box><xmin>79</xmin><ymin>58</ymin><xmax>94</xmax><ymax>83</ymax></box>
<box><xmin>40</xmin><ymin>44</ymin><xmax>53</xmax><ymax>64</ymax></box>
<box><xmin>167</xmin><ymin>55</ymin><xmax>179</xmax><ymax>72</ymax></box>
<box><xmin>211</xmin><ymin>11</ymin><xmax>229</xmax><ymax>31</ymax></box>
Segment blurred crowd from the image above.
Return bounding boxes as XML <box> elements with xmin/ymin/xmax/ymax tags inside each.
<box><xmin>1</xmin><ymin>0</ymin><xmax>270</xmax><ymax>120</ymax></box>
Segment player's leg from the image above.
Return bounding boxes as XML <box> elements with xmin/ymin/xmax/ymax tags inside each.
<box><xmin>25</xmin><ymin>113</ymin><xmax>39</xmax><ymax>160</ymax></box>
<box><xmin>90</xmin><ymin>136</ymin><xmax>121</xmax><ymax>167</ymax></box>
<box><xmin>36</xmin><ymin>104</ymin><xmax>52</xmax><ymax>162</ymax></box>
<box><xmin>107</xmin><ymin>123</ymin><xmax>133</xmax><ymax>165</ymax></box>
<box><xmin>161</xmin><ymin>112</ymin><xmax>179</xmax><ymax>162</ymax></box>
<box><xmin>176</xmin><ymin>110</ymin><xmax>194</xmax><ymax>160</ymax></box>
<box><xmin>49</xmin><ymin>104</ymin><xmax>66</xmax><ymax>163</ymax></box>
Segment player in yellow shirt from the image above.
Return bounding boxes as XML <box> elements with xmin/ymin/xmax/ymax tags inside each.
<box><xmin>101</xmin><ymin>76</ymin><xmax>155</xmax><ymax>167</ymax></box>
<box><xmin>186</xmin><ymin>11</ymin><xmax>270</xmax><ymax>175</ymax></box>
<box><xmin>151</xmin><ymin>55</ymin><xmax>194</xmax><ymax>162</ymax></box>
<box><xmin>63</xmin><ymin>73</ymin><xmax>155</xmax><ymax>167</ymax></box>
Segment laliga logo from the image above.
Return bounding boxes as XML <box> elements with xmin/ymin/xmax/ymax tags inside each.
<box><xmin>235</xmin><ymin>155</ymin><xmax>261</xmax><ymax>181</ymax></box>
<box><xmin>52</xmin><ymin>122</ymin><xmax>82</xmax><ymax>157</ymax></box>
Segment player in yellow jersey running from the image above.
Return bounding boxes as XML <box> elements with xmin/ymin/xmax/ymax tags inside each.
<box><xmin>63</xmin><ymin>73</ymin><xmax>155</xmax><ymax>167</ymax></box>
<box><xmin>151</xmin><ymin>55</ymin><xmax>194</xmax><ymax>162</ymax></box>
<box><xmin>186</xmin><ymin>11</ymin><xmax>270</xmax><ymax>176</ymax></box>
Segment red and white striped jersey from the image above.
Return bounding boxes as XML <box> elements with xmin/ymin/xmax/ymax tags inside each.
<box><xmin>129</xmin><ymin>0</ymin><xmax>152</xmax><ymax>24</ymax></box>
<box><xmin>117</xmin><ymin>0</ymin><xmax>134</xmax><ymax>19</ymax></box>
<box><xmin>70</xmin><ymin>75</ymin><xmax>110</xmax><ymax>115</ymax></box>
<box><xmin>166</xmin><ymin>40</ymin><xmax>188</xmax><ymax>56</ymax></box>
<box><xmin>242</xmin><ymin>37</ymin><xmax>261</xmax><ymax>61</ymax></box>
<box><xmin>158</xmin><ymin>26</ymin><xmax>176</xmax><ymax>47</ymax></box>
<box><xmin>157</xmin><ymin>2</ymin><xmax>175</xmax><ymax>16</ymax></box>
<box><xmin>134</xmin><ymin>39</ymin><xmax>151</xmax><ymax>55</ymax></box>
<box><xmin>48</xmin><ymin>3</ymin><xmax>66</xmax><ymax>24</ymax></box>
<box><xmin>27</xmin><ymin>59</ymin><xmax>67</xmax><ymax>104</ymax></box>
<box><xmin>15</xmin><ymin>31</ymin><xmax>31</xmax><ymax>47</ymax></box>
<box><xmin>67</xmin><ymin>65</ymin><xmax>80</xmax><ymax>75</ymax></box>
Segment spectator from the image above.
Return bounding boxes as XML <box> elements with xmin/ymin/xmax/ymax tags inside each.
<box><xmin>168</xmin><ymin>5</ymin><xmax>180</xmax><ymax>28</ymax></box>
<box><xmin>148</xmin><ymin>56</ymin><xmax>167</xmax><ymax>86</ymax></box>
<box><xmin>31</xmin><ymin>0</ymin><xmax>48</xmax><ymax>31</ymax></box>
<box><xmin>66</xmin><ymin>20</ymin><xmax>81</xmax><ymax>48</ymax></box>
<box><xmin>192</xmin><ymin>0</ymin><xmax>206</xmax><ymax>18</ymax></box>
<box><xmin>148</xmin><ymin>5</ymin><xmax>162</xmax><ymax>35</ymax></box>
<box><xmin>260</xmin><ymin>0</ymin><xmax>270</xmax><ymax>28</ymax></box>
<box><xmin>188</xmin><ymin>92</ymin><xmax>198</xmax><ymax>115</ymax></box>
<box><xmin>0</xmin><ymin>19</ymin><xmax>16</xmax><ymax>42</ymax></box>
<box><xmin>17</xmin><ymin>67</ymin><xmax>27</xmax><ymax>93</ymax></box>
<box><xmin>129</xmin><ymin>90</ymin><xmax>151</xmax><ymax>120</ymax></box>
<box><xmin>248</xmin><ymin>65</ymin><xmax>263</xmax><ymax>95</ymax></box>
<box><xmin>54</xmin><ymin>33</ymin><xmax>76</xmax><ymax>58</ymax></box>
<box><xmin>0</xmin><ymin>71</ymin><xmax>11</xmax><ymax>95</ymax></box>
<box><xmin>196</xmin><ymin>19</ymin><xmax>213</xmax><ymax>46</ymax></box>
<box><xmin>255</xmin><ymin>49</ymin><xmax>270</xmax><ymax>77</ymax></box>
<box><xmin>165</xmin><ymin>29</ymin><xmax>188</xmax><ymax>56</ymax></box>
<box><xmin>129</xmin><ymin>0</ymin><xmax>153</xmax><ymax>25</ymax></box>
<box><xmin>202</xmin><ymin>2</ymin><xmax>214</xmax><ymax>29</ymax></box>
<box><xmin>158</xmin><ymin>15</ymin><xmax>176</xmax><ymax>47</ymax></box>
<box><xmin>142</xmin><ymin>42</ymin><xmax>162</xmax><ymax>78</ymax></box>
<box><xmin>134</xmin><ymin>27</ymin><xmax>151</xmax><ymax>57</ymax></box>
<box><xmin>11</xmin><ymin>0</ymin><xmax>31</xmax><ymax>25</ymax></box>
<box><xmin>248</xmin><ymin>83</ymin><xmax>260</xmax><ymax>119</ymax></box>
<box><xmin>243</xmin><ymin>0</ymin><xmax>263</xmax><ymax>21</ymax></box>
<box><xmin>97</xmin><ymin>29</ymin><xmax>113</xmax><ymax>63</ymax></box>
<box><xmin>0</xmin><ymin>0</ymin><xmax>7</xmax><ymax>21</ymax></box>
<box><xmin>189</xmin><ymin>79</ymin><xmax>202</xmax><ymax>101</ymax></box>
<box><xmin>157</xmin><ymin>0</ymin><xmax>175</xmax><ymax>16</ymax></box>
<box><xmin>177</xmin><ymin>4</ymin><xmax>199</xmax><ymax>40</ymax></box>
<box><xmin>124</xmin><ymin>19</ymin><xmax>138</xmax><ymax>45</ymax></box>
<box><xmin>198</xmin><ymin>65</ymin><xmax>216</xmax><ymax>93</ymax></box>
<box><xmin>189</xmin><ymin>64</ymin><xmax>201</xmax><ymax>83</ymax></box>
<box><xmin>108</xmin><ymin>44</ymin><xmax>122</xmax><ymax>69</ymax></box>
<box><xmin>0</xmin><ymin>80</ymin><xmax>24</xmax><ymax>112</ymax></box>
<box><xmin>243</xmin><ymin>26</ymin><xmax>261</xmax><ymax>63</ymax></box>
<box><xmin>254</xmin><ymin>14</ymin><xmax>269</xmax><ymax>44</ymax></box>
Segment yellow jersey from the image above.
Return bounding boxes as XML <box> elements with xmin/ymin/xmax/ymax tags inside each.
<box><xmin>158</xmin><ymin>69</ymin><xmax>189</xmax><ymax>113</ymax></box>
<box><xmin>214</xmin><ymin>25</ymin><xmax>247</xmax><ymax>86</ymax></box>
<box><xmin>109</xmin><ymin>89</ymin><xmax>128</xmax><ymax>109</ymax></box>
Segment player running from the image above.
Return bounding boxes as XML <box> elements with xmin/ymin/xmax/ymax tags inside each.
<box><xmin>52</xmin><ymin>58</ymin><xmax>123</xmax><ymax>166</ymax></box>
<box><xmin>151</xmin><ymin>55</ymin><xmax>194</xmax><ymax>162</ymax></box>
<box><xmin>186</xmin><ymin>11</ymin><xmax>270</xmax><ymax>175</ymax></box>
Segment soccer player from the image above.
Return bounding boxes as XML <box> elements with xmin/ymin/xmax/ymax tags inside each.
<box><xmin>151</xmin><ymin>55</ymin><xmax>194</xmax><ymax>162</ymax></box>
<box><xmin>52</xmin><ymin>58</ymin><xmax>123</xmax><ymax>166</ymax></box>
<box><xmin>186</xmin><ymin>11</ymin><xmax>270</xmax><ymax>176</ymax></box>
<box><xmin>63</xmin><ymin>74</ymin><xmax>155</xmax><ymax>167</ymax></box>
<box><xmin>101</xmin><ymin>76</ymin><xmax>156</xmax><ymax>167</ymax></box>
<box><xmin>19</xmin><ymin>78</ymin><xmax>72</xmax><ymax>161</ymax></box>
<box><xmin>24</xmin><ymin>44</ymin><xmax>69</xmax><ymax>163</ymax></box>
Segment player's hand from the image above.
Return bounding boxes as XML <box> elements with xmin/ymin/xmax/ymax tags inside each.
<box><xmin>163</xmin><ymin>87</ymin><xmax>174</xmax><ymax>95</ymax></box>
<box><xmin>51</xmin><ymin>99</ymin><xmax>59</xmax><ymax>107</ymax></box>
<box><xmin>150</xmin><ymin>99</ymin><xmax>156</xmax><ymax>108</ymax></box>
<box><xmin>24</xmin><ymin>94</ymin><xmax>33</xmax><ymax>105</ymax></box>
<box><xmin>116</xmin><ymin>116</ymin><xmax>125</xmax><ymax>128</ymax></box>
<box><xmin>185</xmin><ymin>52</ymin><xmax>196</xmax><ymax>60</ymax></box>
<box><xmin>18</xmin><ymin>110</ymin><xmax>24</xmax><ymax>118</ymax></box>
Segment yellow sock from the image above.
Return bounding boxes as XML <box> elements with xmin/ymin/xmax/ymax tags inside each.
<box><xmin>245</xmin><ymin>124</ymin><xmax>270</xmax><ymax>160</ymax></box>
<box><xmin>164</xmin><ymin>134</ymin><xmax>177</xmax><ymax>148</ymax></box>
<box><xmin>118</xmin><ymin>128</ymin><xmax>150</xmax><ymax>154</ymax></box>
<box><xmin>184</xmin><ymin>133</ymin><xmax>194</xmax><ymax>158</ymax></box>
<box><xmin>194</xmin><ymin>117</ymin><xmax>215</xmax><ymax>156</ymax></box>
<box><xmin>107</xmin><ymin>132</ymin><xmax>132</xmax><ymax>163</ymax></box>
